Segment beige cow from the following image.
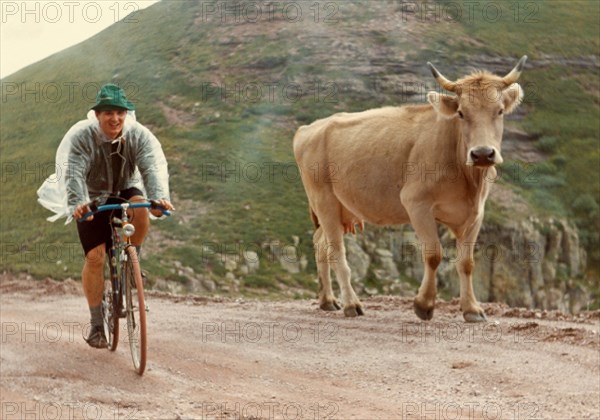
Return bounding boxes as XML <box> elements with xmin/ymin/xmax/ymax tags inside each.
<box><xmin>293</xmin><ymin>56</ymin><xmax>527</xmax><ymax>322</ymax></box>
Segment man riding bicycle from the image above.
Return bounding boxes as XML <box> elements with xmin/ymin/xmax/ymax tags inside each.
<box><xmin>42</xmin><ymin>83</ymin><xmax>174</xmax><ymax>348</ymax></box>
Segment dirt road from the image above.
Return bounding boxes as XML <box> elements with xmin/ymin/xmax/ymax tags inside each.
<box><xmin>1</xmin><ymin>275</ymin><xmax>599</xmax><ymax>420</ymax></box>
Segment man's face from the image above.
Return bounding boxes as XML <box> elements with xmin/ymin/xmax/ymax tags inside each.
<box><xmin>95</xmin><ymin>109</ymin><xmax>127</xmax><ymax>139</ymax></box>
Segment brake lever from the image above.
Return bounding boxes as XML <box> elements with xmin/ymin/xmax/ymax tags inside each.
<box><xmin>149</xmin><ymin>200</ymin><xmax>172</xmax><ymax>216</ymax></box>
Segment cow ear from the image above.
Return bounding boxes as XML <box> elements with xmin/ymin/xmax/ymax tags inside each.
<box><xmin>427</xmin><ymin>92</ymin><xmax>459</xmax><ymax>118</ymax></box>
<box><xmin>502</xmin><ymin>83</ymin><xmax>524</xmax><ymax>114</ymax></box>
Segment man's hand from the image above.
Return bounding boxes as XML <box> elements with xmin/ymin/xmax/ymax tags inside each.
<box><xmin>151</xmin><ymin>199</ymin><xmax>174</xmax><ymax>217</ymax></box>
<box><xmin>73</xmin><ymin>203</ymin><xmax>93</xmax><ymax>221</ymax></box>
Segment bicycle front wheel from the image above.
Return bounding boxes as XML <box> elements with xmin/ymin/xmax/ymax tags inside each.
<box><xmin>123</xmin><ymin>246</ymin><xmax>147</xmax><ymax>375</ymax></box>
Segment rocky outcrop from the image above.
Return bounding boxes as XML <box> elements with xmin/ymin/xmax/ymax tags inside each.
<box><xmin>345</xmin><ymin>235</ymin><xmax>371</xmax><ymax>282</ymax></box>
<box><xmin>268</xmin><ymin>239</ymin><xmax>308</xmax><ymax>274</ymax></box>
<box><xmin>475</xmin><ymin>218</ymin><xmax>588</xmax><ymax>313</ymax></box>
<box><xmin>342</xmin><ymin>218</ymin><xmax>590</xmax><ymax>313</ymax></box>
<box><xmin>153</xmin><ymin>217</ymin><xmax>590</xmax><ymax>314</ymax></box>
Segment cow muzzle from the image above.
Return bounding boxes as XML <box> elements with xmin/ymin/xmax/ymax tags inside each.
<box><xmin>467</xmin><ymin>146</ymin><xmax>502</xmax><ymax>167</ymax></box>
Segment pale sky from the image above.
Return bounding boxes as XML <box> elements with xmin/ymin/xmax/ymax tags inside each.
<box><xmin>0</xmin><ymin>0</ymin><xmax>160</xmax><ymax>79</ymax></box>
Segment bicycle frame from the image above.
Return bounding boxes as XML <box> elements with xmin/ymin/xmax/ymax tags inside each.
<box><xmin>79</xmin><ymin>200</ymin><xmax>170</xmax><ymax>374</ymax></box>
<box><xmin>108</xmin><ymin>212</ymin><xmax>127</xmax><ymax>322</ymax></box>
<box><xmin>85</xmin><ymin>202</ymin><xmax>162</xmax><ymax>318</ymax></box>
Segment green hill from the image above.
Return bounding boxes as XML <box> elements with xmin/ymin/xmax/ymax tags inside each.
<box><xmin>1</xmin><ymin>0</ymin><xmax>598</xmax><ymax>304</ymax></box>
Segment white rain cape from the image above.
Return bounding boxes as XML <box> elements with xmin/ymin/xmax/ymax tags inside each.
<box><xmin>36</xmin><ymin>110</ymin><xmax>169</xmax><ymax>224</ymax></box>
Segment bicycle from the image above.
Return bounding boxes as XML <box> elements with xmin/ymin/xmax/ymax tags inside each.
<box><xmin>79</xmin><ymin>199</ymin><xmax>170</xmax><ymax>375</ymax></box>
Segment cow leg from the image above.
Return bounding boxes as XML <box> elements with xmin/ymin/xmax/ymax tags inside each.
<box><xmin>455</xmin><ymin>219</ymin><xmax>487</xmax><ymax>323</ymax></box>
<box><xmin>406</xmin><ymin>207</ymin><xmax>442</xmax><ymax>321</ymax></box>
<box><xmin>314</xmin><ymin>227</ymin><xmax>341</xmax><ymax>311</ymax></box>
<box><xmin>318</xmin><ymin>221</ymin><xmax>364</xmax><ymax>317</ymax></box>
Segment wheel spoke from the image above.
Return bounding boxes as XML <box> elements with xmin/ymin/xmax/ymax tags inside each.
<box><xmin>124</xmin><ymin>246</ymin><xmax>146</xmax><ymax>375</ymax></box>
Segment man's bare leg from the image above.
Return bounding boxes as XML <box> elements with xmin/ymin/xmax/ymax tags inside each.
<box><xmin>83</xmin><ymin>243</ymin><xmax>107</xmax><ymax>348</ymax></box>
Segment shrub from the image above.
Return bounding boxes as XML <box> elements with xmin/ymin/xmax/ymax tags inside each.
<box><xmin>536</xmin><ymin>136</ymin><xmax>559</xmax><ymax>153</ymax></box>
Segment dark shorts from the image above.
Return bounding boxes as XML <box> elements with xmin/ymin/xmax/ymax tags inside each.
<box><xmin>76</xmin><ymin>187</ymin><xmax>144</xmax><ymax>256</ymax></box>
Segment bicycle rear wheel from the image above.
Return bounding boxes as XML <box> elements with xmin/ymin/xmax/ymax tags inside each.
<box><xmin>123</xmin><ymin>246</ymin><xmax>147</xmax><ymax>375</ymax></box>
<box><xmin>102</xmin><ymin>250</ymin><xmax>119</xmax><ymax>351</ymax></box>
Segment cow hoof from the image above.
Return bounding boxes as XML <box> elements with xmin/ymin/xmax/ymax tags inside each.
<box><xmin>463</xmin><ymin>311</ymin><xmax>487</xmax><ymax>323</ymax></box>
<box><xmin>320</xmin><ymin>301</ymin><xmax>342</xmax><ymax>311</ymax></box>
<box><xmin>343</xmin><ymin>305</ymin><xmax>364</xmax><ymax>317</ymax></box>
<box><xmin>414</xmin><ymin>301</ymin><xmax>434</xmax><ymax>321</ymax></box>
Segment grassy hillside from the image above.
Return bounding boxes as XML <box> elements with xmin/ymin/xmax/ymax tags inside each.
<box><xmin>439</xmin><ymin>0</ymin><xmax>599</xmax><ymax>270</ymax></box>
<box><xmin>1</xmin><ymin>1</ymin><xmax>598</xmax><ymax>300</ymax></box>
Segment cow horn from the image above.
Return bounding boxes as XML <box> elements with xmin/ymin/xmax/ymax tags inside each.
<box><xmin>502</xmin><ymin>55</ymin><xmax>528</xmax><ymax>87</ymax></box>
<box><xmin>427</xmin><ymin>62</ymin><xmax>457</xmax><ymax>92</ymax></box>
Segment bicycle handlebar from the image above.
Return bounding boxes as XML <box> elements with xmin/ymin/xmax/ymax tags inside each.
<box><xmin>78</xmin><ymin>200</ymin><xmax>171</xmax><ymax>222</ymax></box>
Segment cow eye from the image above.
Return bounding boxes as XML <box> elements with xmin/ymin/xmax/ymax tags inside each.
<box><xmin>458</xmin><ymin>111</ymin><xmax>464</xmax><ymax>119</ymax></box>
<box><xmin>498</xmin><ymin>109</ymin><xmax>504</xmax><ymax>116</ymax></box>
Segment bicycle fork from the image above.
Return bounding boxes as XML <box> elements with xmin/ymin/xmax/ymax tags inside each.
<box><xmin>108</xmin><ymin>246</ymin><xmax>126</xmax><ymax>319</ymax></box>
<box><xmin>121</xmin><ymin>247</ymin><xmax>150</xmax><ymax>316</ymax></box>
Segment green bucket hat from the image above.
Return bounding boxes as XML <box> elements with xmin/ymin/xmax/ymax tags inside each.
<box><xmin>91</xmin><ymin>83</ymin><xmax>135</xmax><ymax>111</ymax></box>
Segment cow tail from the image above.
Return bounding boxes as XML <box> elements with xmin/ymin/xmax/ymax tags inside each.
<box><xmin>310</xmin><ymin>208</ymin><xmax>320</xmax><ymax>229</ymax></box>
